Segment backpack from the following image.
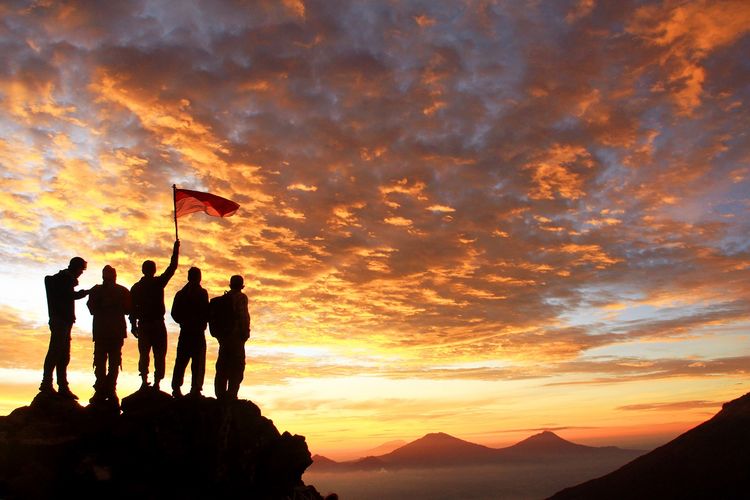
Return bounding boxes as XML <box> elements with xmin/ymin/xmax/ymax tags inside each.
<box><xmin>208</xmin><ymin>292</ymin><xmax>233</xmax><ymax>339</ymax></box>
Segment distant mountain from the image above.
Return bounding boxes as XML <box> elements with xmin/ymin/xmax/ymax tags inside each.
<box><xmin>499</xmin><ymin>430</ymin><xmax>636</xmax><ymax>461</ymax></box>
<box><xmin>311</xmin><ymin>453</ymin><xmax>388</xmax><ymax>472</ymax></box>
<box><xmin>311</xmin><ymin>454</ymin><xmax>339</xmax><ymax>470</ymax></box>
<box><xmin>310</xmin><ymin>440</ymin><xmax>407</xmax><ymax>470</ymax></box>
<box><xmin>310</xmin><ymin>430</ymin><xmax>642</xmax><ymax>471</ymax></box>
<box><xmin>350</xmin><ymin>455</ymin><xmax>389</xmax><ymax>470</ymax></box>
<box><xmin>503</xmin><ymin>430</ymin><xmax>592</xmax><ymax>454</ymax></box>
<box><xmin>363</xmin><ymin>439</ymin><xmax>407</xmax><ymax>456</ymax></box>
<box><xmin>379</xmin><ymin>432</ymin><xmax>498</xmax><ymax>466</ymax></box>
<box><xmin>551</xmin><ymin>391</ymin><xmax>750</xmax><ymax>499</ymax></box>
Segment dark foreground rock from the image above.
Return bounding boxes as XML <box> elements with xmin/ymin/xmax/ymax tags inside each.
<box><xmin>550</xmin><ymin>391</ymin><xmax>750</xmax><ymax>499</ymax></box>
<box><xmin>0</xmin><ymin>390</ymin><xmax>326</xmax><ymax>499</ymax></box>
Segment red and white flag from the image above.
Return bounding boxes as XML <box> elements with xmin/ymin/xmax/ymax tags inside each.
<box><xmin>174</xmin><ymin>188</ymin><xmax>240</xmax><ymax>218</ymax></box>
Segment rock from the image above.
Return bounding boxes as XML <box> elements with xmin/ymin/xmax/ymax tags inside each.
<box><xmin>0</xmin><ymin>391</ymin><xmax>324</xmax><ymax>499</ymax></box>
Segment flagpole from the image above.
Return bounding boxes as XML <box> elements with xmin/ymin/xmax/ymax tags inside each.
<box><xmin>172</xmin><ymin>184</ymin><xmax>179</xmax><ymax>240</ymax></box>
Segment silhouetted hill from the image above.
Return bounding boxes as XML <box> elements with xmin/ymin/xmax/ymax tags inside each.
<box><xmin>362</xmin><ymin>439</ymin><xmax>407</xmax><ymax>456</ymax></box>
<box><xmin>504</xmin><ymin>430</ymin><xmax>590</xmax><ymax>453</ymax></box>
<box><xmin>498</xmin><ymin>430</ymin><xmax>637</xmax><ymax>461</ymax></box>
<box><xmin>311</xmin><ymin>454</ymin><xmax>339</xmax><ymax>470</ymax></box>
<box><xmin>309</xmin><ymin>430</ymin><xmax>642</xmax><ymax>471</ymax></box>
<box><xmin>351</xmin><ymin>455</ymin><xmax>389</xmax><ymax>469</ymax></box>
<box><xmin>0</xmin><ymin>390</ymin><xmax>326</xmax><ymax>499</ymax></box>
<box><xmin>551</xmin><ymin>391</ymin><xmax>750</xmax><ymax>499</ymax></box>
<box><xmin>380</xmin><ymin>432</ymin><xmax>497</xmax><ymax>466</ymax></box>
<box><xmin>310</xmin><ymin>454</ymin><xmax>388</xmax><ymax>472</ymax></box>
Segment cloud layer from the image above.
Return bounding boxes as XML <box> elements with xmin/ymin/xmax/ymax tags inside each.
<box><xmin>0</xmin><ymin>0</ymin><xmax>748</xmax><ymax>451</ymax></box>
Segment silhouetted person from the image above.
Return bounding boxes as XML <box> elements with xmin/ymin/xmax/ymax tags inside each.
<box><xmin>170</xmin><ymin>266</ymin><xmax>209</xmax><ymax>397</ymax></box>
<box><xmin>212</xmin><ymin>275</ymin><xmax>250</xmax><ymax>401</ymax></box>
<box><xmin>41</xmin><ymin>256</ymin><xmax>89</xmax><ymax>399</ymax></box>
<box><xmin>86</xmin><ymin>265</ymin><xmax>131</xmax><ymax>405</ymax></box>
<box><xmin>130</xmin><ymin>240</ymin><xmax>179</xmax><ymax>390</ymax></box>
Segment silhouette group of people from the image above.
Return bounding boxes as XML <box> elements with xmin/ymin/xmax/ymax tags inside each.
<box><xmin>40</xmin><ymin>240</ymin><xmax>251</xmax><ymax>406</ymax></box>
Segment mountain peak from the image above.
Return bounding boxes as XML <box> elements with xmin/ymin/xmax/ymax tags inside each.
<box><xmin>505</xmin><ymin>430</ymin><xmax>591</xmax><ymax>454</ymax></box>
<box><xmin>404</xmin><ymin>431</ymin><xmax>487</xmax><ymax>450</ymax></box>
<box><xmin>421</xmin><ymin>431</ymin><xmax>459</xmax><ymax>441</ymax></box>
<box><xmin>525</xmin><ymin>430</ymin><xmax>569</xmax><ymax>443</ymax></box>
<box><xmin>381</xmin><ymin>431</ymin><xmax>495</xmax><ymax>465</ymax></box>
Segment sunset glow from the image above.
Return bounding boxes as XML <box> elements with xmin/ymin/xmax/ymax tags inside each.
<box><xmin>0</xmin><ymin>0</ymin><xmax>748</xmax><ymax>460</ymax></box>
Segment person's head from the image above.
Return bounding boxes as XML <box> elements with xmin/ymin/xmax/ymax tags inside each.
<box><xmin>68</xmin><ymin>257</ymin><xmax>87</xmax><ymax>278</ymax></box>
<box><xmin>229</xmin><ymin>275</ymin><xmax>244</xmax><ymax>290</ymax></box>
<box><xmin>102</xmin><ymin>265</ymin><xmax>117</xmax><ymax>283</ymax></box>
<box><xmin>187</xmin><ymin>267</ymin><xmax>201</xmax><ymax>283</ymax></box>
<box><xmin>142</xmin><ymin>260</ymin><xmax>156</xmax><ymax>277</ymax></box>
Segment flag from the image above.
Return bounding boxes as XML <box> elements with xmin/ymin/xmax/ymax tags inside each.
<box><xmin>174</xmin><ymin>188</ymin><xmax>240</xmax><ymax>218</ymax></box>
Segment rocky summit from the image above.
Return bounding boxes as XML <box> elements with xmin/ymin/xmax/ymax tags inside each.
<box><xmin>0</xmin><ymin>390</ymin><xmax>326</xmax><ymax>499</ymax></box>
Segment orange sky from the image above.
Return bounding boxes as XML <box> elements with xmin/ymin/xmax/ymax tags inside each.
<box><xmin>0</xmin><ymin>0</ymin><xmax>749</xmax><ymax>460</ymax></box>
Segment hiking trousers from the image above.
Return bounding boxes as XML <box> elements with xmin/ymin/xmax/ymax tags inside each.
<box><xmin>137</xmin><ymin>319</ymin><xmax>168</xmax><ymax>382</ymax></box>
<box><xmin>42</xmin><ymin>319</ymin><xmax>73</xmax><ymax>389</ymax></box>
<box><xmin>93</xmin><ymin>337</ymin><xmax>123</xmax><ymax>395</ymax></box>
<box><xmin>215</xmin><ymin>338</ymin><xmax>246</xmax><ymax>400</ymax></box>
<box><xmin>172</xmin><ymin>330</ymin><xmax>206</xmax><ymax>393</ymax></box>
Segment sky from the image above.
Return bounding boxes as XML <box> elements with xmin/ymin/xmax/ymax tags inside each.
<box><xmin>0</xmin><ymin>0</ymin><xmax>748</xmax><ymax>460</ymax></box>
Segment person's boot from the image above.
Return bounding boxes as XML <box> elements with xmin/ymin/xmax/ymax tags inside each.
<box><xmin>172</xmin><ymin>386</ymin><xmax>182</xmax><ymax>398</ymax></box>
<box><xmin>39</xmin><ymin>380</ymin><xmax>56</xmax><ymax>395</ymax></box>
<box><xmin>153</xmin><ymin>379</ymin><xmax>161</xmax><ymax>392</ymax></box>
<box><xmin>139</xmin><ymin>375</ymin><xmax>150</xmax><ymax>391</ymax></box>
<box><xmin>228</xmin><ymin>382</ymin><xmax>240</xmax><ymax>401</ymax></box>
<box><xmin>109</xmin><ymin>389</ymin><xmax>120</xmax><ymax>408</ymax></box>
<box><xmin>58</xmin><ymin>386</ymin><xmax>79</xmax><ymax>400</ymax></box>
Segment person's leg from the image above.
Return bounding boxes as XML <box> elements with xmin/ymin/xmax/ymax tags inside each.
<box><xmin>215</xmin><ymin>343</ymin><xmax>228</xmax><ymax>400</ymax></box>
<box><xmin>152</xmin><ymin>321</ymin><xmax>168</xmax><ymax>390</ymax></box>
<box><xmin>171</xmin><ymin>334</ymin><xmax>189</xmax><ymax>396</ymax></box>
<box><xmin>56</xmin><ymin>333</ymin><xmax>71</xmax><ymax>390</ymax></box>
<box><xmin>92</xmin><ymin>341</ymin><xmax>107</xmax><ymax>399</ymax></box>
<box><xmin>107</xmin><ymin>340</ymin><xmax>123</xmax><ymax>398</ymax></box>
<box><xmin>48</xmin><ymin>321</ymin><xmax>76</xmax><ymax>398</ymax></box>
<box><xmin>137</xmin><ymin>326</ymin><xmax>152</xmax><ymax>388</ymax></box>
<box><xmin>40</xmin><ymin>321</ymin><xmax>65</xmax><ymax>391</ymax></box>
<box><xmin>227</xmin><ymin>341</ymin><xmax>246</xmax><ymax>400</ymax></box>
<box><xmin>191</xmin><ymin>336</ymin><xmax>206</xmax><ymax>395</ymax></box>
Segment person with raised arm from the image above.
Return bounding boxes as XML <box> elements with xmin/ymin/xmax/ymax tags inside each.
<box><xmin>130</xmin><ymin>240</ymin><xmax>179</xmax><ymax>391</ymax></box>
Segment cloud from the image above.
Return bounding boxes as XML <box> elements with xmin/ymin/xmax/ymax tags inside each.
<box><xmin>0</xmin><ymin>0</ymin><xmax>748</xmax><ymax>394</ymax></box>
<box><xmin>626</xmin><ymin>0</ymin><xmax>750</xmax><ymax>114</ymax></box>
<box><xmin>617</xmin><ymin>400</ymin><xmax>721</xmax><ymax>412</ymax></box>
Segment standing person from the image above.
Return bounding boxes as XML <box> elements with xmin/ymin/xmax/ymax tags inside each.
<box><xmin>170</xmin><ymin>266</ymin><xmax>209</xmax><ymax>398</ymax></box>
<box><xmin>211</xmin><ymin>275</ymin><xmax>250</xmax><ymax>401</ymax></box>
<box><xmin>41</xmin><ymin>256</ymin><xmax>89</xmax><ymax>399</ymax></box>
<box><xmin>86</xmin><ymin>265</ymin><xmax>131</xmax><ymax>405</ymax></box>
<box><xmin>130</xmin><ymin>240</ymin><xmax>179</xmax><ymax>391</ymax></box>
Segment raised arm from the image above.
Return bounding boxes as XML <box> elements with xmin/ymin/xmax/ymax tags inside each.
<box><xmin>158</xmin><ymin>240</ymin><xmax>180</xmax><ymax>286</ymax></box>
